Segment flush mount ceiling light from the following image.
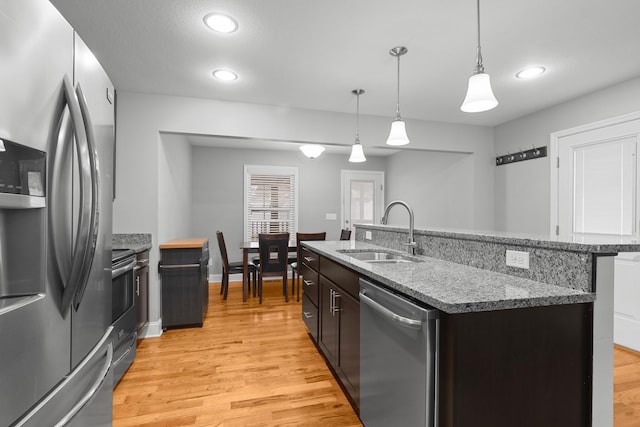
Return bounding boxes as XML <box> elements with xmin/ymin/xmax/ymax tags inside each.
<box><xmin>212</xmin><ymin>69</ymin><xmax>238</xmax><ymax>81</ymax></box>
<box><xmin>203</xmin><ymin>13</ymin><xmax>238</xmax><ymax>33</ymax></box>
<box><xmin>516</xmin><ymin>66</ymin><xmax>546</xmax><ymax>79</ymax></box>
<box><xmin>299</xmin><ymin>144</ymin><xmax>325</xmax><ymax>159</ymax></box>
<box><xmin>461</xmin><ymin>0</ymin><xmax>498</xmax><ymax>113</ymax></box>
<box><xmin>349</xmin><ymin>89</ymin><xmax>366</xmax><ymax>163</ymax></box>
<box><xmin>386</xmin><ymin>46</ymin><xmax>410</xmax><ymax>146</ymax></box>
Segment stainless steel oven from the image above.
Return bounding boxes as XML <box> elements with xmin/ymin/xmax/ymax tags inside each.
<box><xmin>111</xmin><ymin>249</ymin><xmax>137</xmax><ymax>386</ymax></box>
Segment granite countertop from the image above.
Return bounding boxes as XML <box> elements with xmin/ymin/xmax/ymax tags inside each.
<box><xmin>113</xmin><ymin>233</ymin><xmax>152</xmax><ymax>253</ymax></box>
<box><xmin>302</xmin><ymin>240</ymin><xmax>595</xmax><ymax>314</ymax></box>
<box><xmin>362</xmin><ymin>224</ymin><xmax>640</xmax><ymax>253</ymax></box>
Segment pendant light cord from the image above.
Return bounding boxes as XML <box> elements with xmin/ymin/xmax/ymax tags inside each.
<box><xmin>475</xmin><ymin>0</ymin><xmax>485</xmax><ymax>73</ymax></box>
<box><xmin>395</xmin><ymin>54</ymin><xmax>401</xmax><ymax>120</ymax></box>
<box><xmin>355</xmin><ymin>91</ymin><xmax>360</xmax><ymax>143</ymax></box>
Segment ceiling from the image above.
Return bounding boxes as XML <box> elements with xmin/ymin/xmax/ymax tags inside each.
<box><xmin>50</xmin><ymin>0</ymin><xmax>640</xmax><ymax>142</ymax></box>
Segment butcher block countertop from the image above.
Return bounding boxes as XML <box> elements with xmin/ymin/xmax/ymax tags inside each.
<box><xmin>159</xmin><ymin>238</ymin><xmax>208</xmax><ymax>249</ymax></box>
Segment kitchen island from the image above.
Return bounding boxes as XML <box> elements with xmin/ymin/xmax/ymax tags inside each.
<box><xmin>302</xmin><ymin>225</ymin><xmax>640</xmax><ymax>427</ymax></box>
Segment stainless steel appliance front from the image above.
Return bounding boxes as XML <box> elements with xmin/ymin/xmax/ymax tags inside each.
<box><xmin>359</xmin><ymin>278</ymin><xmax>439</xmax><ymax>427</ymax></box>
<box><xmin>0</xmin><ymin>1</ymin><xmax>115</xmax><ymax>424</ymax></box>
<box><xmin>111</xmin><ymin>250</ymin><xmax>137</xmax><ymax>386</ymax></box>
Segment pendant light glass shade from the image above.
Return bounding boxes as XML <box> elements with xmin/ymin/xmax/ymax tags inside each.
<box><xmin>349</xmin><ymin>142</ymin><xmax>366</xmax><ymax>163</ymax></box>
<box><xmin>461</xmin><ymin>72</ymin><xmax>498</xmax><ymax>112</ymax></box>
<box><xmin>386</xmin><ymin>120</ymin><xmax>410</xmax><ymax>146</ymax></box>
<box><xmin>349</xmin><ymin>89</ymin><xmax>366</xmax><ymax>163</ymax></box>
<box><xmin>299</xmin><ymin>144</ymin><xmax>325</xmax><ymax>159</ymax></box>
<box><xmin>460</xmin><ymin>0</ymin><xmax>498</xmax><ymax>113</ymax></box>
<box><xmin>386</xmin><ymin>46</ymin><xmax>410</xmax><ymax>146</ymax></box>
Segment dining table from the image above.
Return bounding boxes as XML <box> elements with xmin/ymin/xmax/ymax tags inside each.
<box><xmin>239</xmin><ymin>240</ymin><xmax>297</xmax><ymax>302</ymax></box>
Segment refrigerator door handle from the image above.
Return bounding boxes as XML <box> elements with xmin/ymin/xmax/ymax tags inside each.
<box><xmin>70</xmin><ymin>83</ymin><xmax>100</xmax><ymax>310</ymax></box>
<box><xmin>52</xmin><ymin>75</ymin><xmax>93</xmax><ymax>315</ymax></box>
<box><xmin>48</xmin><ymin>103</ymin><xmax>74</xmax><ymax>294</ymax></box>
<box><xmin>54</xmin><ymin>341</ymin><xmax>113</xmax><ymax>427</ymax></box>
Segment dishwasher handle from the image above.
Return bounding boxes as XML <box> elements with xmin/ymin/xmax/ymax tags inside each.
<box><xmin>360</xmin><ymin>291</ymin><xmax>423</xmax><ymax>329</ymax></box>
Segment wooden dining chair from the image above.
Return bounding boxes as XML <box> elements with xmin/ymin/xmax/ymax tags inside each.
<box><xmin>216</xmin><ymin>231</ymin><xmax>255</xmax><ymax>300</ymax></box>
<box><xmin>340</xmin><ymin>228</ymin><xmax>351</xmax><ymax>240</ymax></box>
<box><xmin>290</xmin><ymin>232</ymin><xmax>326</xmax><ymax>301</ymax></box>
<box><xmin>256</xmin><ymin>233</ymin><xmax>290</xmax><ymax>303</ymax></box>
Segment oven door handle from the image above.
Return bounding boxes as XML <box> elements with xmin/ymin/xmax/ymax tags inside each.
<box><xmin>112</xmin><ymin>258</ymin><xmax>137</xmax><ymax>280</ymax></box>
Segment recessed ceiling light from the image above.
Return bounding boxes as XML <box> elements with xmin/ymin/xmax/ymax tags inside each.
<box><xmin>212</xmin><ymin>69</ymin><xmax>238</xmax><ymax>81</ymax></box>
<box><xmin>204</xmin><ymin>13</ymin><xmax>238</xmax><ymax>33</ymax></box>
<box><xmin>516</xmin><ymin>66</ymin><xmax>546</xmax><ymax>80</ymax></box>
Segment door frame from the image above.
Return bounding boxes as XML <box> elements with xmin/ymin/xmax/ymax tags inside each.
<box><xmin>549</xmin><ymin>111</ymin><xmax>640</xmax><ymax>236</ymax></box>
<box><xmin>340</xmin><ymin>169</ymin><xmax>385</xmax><ymax>234</ymax></box>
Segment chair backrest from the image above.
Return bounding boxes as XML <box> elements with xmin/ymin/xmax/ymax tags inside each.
<box><xmin>296</xmin><ymin>232</ymin><xmax>326</xmax><ymax>265</ymax></box>
<box><xmin>216</xmin><ymin>231</ymin><xmax>230</xmax><ymax>270</ymax></box>
<box><xmin>258</xmin><ymin>233</ymin><xmax>290</xmax><ymax>274</ymax></box>
<box><xmin>340</xmin><ymin>228</ymin><xmax>351</xmax><ymax>240</ymax></box>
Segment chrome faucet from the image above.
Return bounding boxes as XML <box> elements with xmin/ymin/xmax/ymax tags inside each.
<box><xmin>381</xmin><ymin>200</ymin><xmax>416</xmax><ymax>255</ymax></box>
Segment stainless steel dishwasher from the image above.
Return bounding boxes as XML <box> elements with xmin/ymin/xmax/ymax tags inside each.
<box><xmin>359</xmin><ymin>278</ymin><xmax>439</xmax><ymax>427</ymax></box>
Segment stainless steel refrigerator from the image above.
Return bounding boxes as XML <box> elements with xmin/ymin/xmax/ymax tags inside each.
<box><xmin>0</xmin><ymin>0</ymin><xmax>115</xmax><ymax>425</ymax></box>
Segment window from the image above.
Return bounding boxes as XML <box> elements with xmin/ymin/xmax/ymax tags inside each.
<box><xmin>244</xmin><ymin>165</ymin><xmax>298</xmax><ymax>242</ymax></box>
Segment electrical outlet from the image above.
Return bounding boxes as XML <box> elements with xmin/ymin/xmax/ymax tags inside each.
<box><xmin>365</xmin><ymin>231</ymin><xmax>372</xmax><ymax>240</ymax></box>
<box><xmin>506</xmin><ymin>249</ymin><xmax>530</xmax><ymax>269</ymax></box>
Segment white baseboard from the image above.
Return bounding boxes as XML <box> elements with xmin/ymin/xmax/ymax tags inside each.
<box><xmin>142</xmin><ymin>318</ymin><xmax>163</xmax><ymax>338</ymax></box>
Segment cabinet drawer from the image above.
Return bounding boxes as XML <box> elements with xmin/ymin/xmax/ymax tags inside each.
<box><xmin>320</xmin><ymin>256</ymin><xmax>359</xmax><ymax>300</ymax></box>
<box><xmin>300</xmin><ymin>247</ymin><xmax>320</xmax><ymax>271</ymax></box>
<box><xmin>299</xmin><ymin>262</ymin><xmax>319</xmax><ymax>306</ymax></box>
<box><xmin>302</xmin><ymin>294</ymin><xmax>318</xmax><ymax>342</ymax></box>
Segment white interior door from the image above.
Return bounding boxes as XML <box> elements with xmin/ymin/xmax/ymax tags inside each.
<box><xmin>554</xmin><ymin>116</ymin><xmax>640</xmax><ymax>351</ymax></box>
<box><xmin>341</xmin><ymin>170</ymin><xmax>384</xmax><ymax>238</ymax></box>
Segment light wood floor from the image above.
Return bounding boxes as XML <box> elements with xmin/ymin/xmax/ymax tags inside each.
<box><xmin>114</xmin><ymin>280</ymin><xmax>640</xmax><ymax>426</ymax></box>
<box><xmin>113</xmin><ymin>280</ymin><xmax>362</xmax><ymax>427</ymax></box>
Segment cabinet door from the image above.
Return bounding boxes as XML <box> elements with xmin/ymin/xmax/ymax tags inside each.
<box><xmin>319</xmin><ymin>277</ymin><xmax>339</xmax><ymax>366</ymax></box>
<box><xmin>337</xmin><ymin>289</ymin><xmax>360</xmax><ymax>404</ymax></box>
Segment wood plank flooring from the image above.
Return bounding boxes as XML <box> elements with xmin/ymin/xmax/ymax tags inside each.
<box><xmin>113</xmin><ymin>280</ymin><xmax>362</xmax><ymax>427</ymax></box>
<box><xmin>114</xmin><ymin>280</ymin><xmax>640</xmax><ymax>426</ymax></box>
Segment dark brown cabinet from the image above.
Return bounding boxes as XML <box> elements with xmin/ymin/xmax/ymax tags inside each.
<box><xmin>438</xmin><ymin>303</ymin><xmax>593</xmax><ymax>427</ymax></box>
<box><xmin>159</xmin><ymin>238</ymin><xmax>209</xmax><ymax>329</ymax></box>
<box><xmin>301</xmin><ymin>247</ymin><xmax>360</xmax><ymax>411</ymax></box>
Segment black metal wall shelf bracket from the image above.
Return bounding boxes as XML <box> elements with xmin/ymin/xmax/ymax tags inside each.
<box><xmin>496</xmin><ymin>146</ymin><xmax>547</xmax><ymax>166</ymax></box>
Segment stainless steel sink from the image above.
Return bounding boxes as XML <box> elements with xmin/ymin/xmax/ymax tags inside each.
<box><xmin>337</xmin><ymin>250</ymin><xmax>422</xmax><ymax>264</ymax></box>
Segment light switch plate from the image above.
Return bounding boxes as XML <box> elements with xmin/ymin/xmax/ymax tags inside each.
<box><xmin>365</xmin><ymin>231</ymin><xmax>372</xmax><ymax>240</ymax></box>
<box><xmin>325</xmin><ymin>213</ymin><xmax>337</xmax><ymax>220</ymax></box>
<box><xmin>506</xmin><ymin>249</ymin><xmax>530</xmax><ymax>269</ymax></box>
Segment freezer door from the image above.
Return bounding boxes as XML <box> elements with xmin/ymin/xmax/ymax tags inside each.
<box><xmin>14</xmin><ymin>327</ymin><xmax>114</xmax><ymax>427</ymax></box>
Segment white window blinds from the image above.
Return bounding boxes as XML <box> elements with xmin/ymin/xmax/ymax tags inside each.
<box><xmin>244</xmin><ymin>165</ymin><xmax>298</xmax><ymax>242</ymax></box>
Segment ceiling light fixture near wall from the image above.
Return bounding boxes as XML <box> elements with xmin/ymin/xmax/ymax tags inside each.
<box><xmin>461</xmin><ymin>0</ymin><xmax>498</xmax><ymax>113</ymax></box>
<box><xmin>299</xmin><ymin>144</ymin><xmax>325</xmax><ymax>159</ymax></box>
<box><xmin>516</xmin><ymin>66</ymin><xmax>546</xmax><ymax>79</ymax></box>
<box><xmin>349</xmin><ymin>89</ymin><xmax>366</xmax><ymax>163</ymax></box>
<box><xmin>386</xmin><ymin>46</ymin><xmax>410</xmax><ymax>146</ymax></box>
<box><xmin>203</xmin><ymin>13</ymin><xmax>238</xmax><ymax>33</ymax></box>
<box><xmin>212</xmin><ymin>69</ymin><xmax>238</xmax><ymax>81</ymax></box>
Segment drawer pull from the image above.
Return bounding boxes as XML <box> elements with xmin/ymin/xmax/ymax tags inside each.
<box><xmin>303</xmin><ymin>311</ymin><xmax>314</xmax><ymax>319</ymax></box>
<box><xmin>303</xmin><ymin>256</ymin><xmax>315</xmax><ymax>263</ymax></box>
<box><xmin>303</xmin><ymin>280</ymin><xmax>314</xmax><ymax>287</ymax></box>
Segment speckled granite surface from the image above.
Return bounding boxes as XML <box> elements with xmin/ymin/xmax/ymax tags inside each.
<box><xmin>302</xmin><ymin>240</ymin><xmax>594</xmax><ymax>314</ymax></box>
<box><xmin>355</xmin><ymin>225</ymin><xmax>640</xmax><ymax>292</ymax></box>
<box><xmin>113</xmin><ymin>233</ymin><xmax>152</xmax><ymax>253</ymax></box>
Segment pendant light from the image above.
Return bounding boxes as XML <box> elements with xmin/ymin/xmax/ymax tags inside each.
<box><xmin>460</xmin><ymin>0</ymin><xmax>498</xmax><ymax>113</ymax></box>
<box><xmin>349</xmin><ymin>89</ymin><xmax>366</xmax><ymax>163</ymax></box>
<box><xmin>386</xmin><ymin>46</ymin><xmax>410</xmax><ymax>146</ymax></box>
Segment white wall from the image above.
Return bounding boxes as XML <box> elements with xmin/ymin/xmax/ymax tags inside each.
<box><xmin>158</xmin><ymin>133</ymin><xmax>192</xmax><ymax>244</ymax></box>
<box><xmin>113</xmin><ymin>91</ymin><xmax>496</xmax><ymax>334</ymax></box>
<box><xmin>385</xmin><ymin>150</ymin><xmax>475</xmax><ymax>229</ymax></box>
<box><xmin>494</xmin><ymin>76</ymin><xmax>640</xmax><ymax>234</ymax></box>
